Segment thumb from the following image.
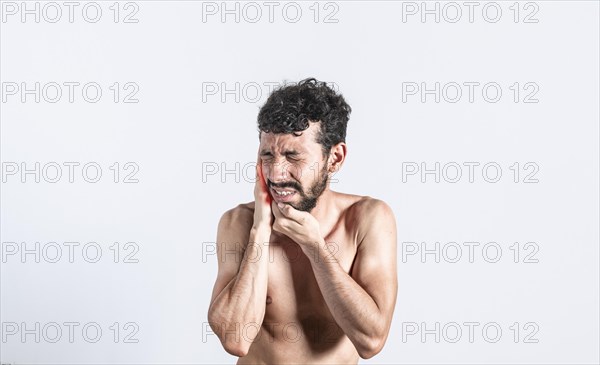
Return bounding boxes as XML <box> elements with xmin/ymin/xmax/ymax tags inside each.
<box><xmin>277</xmin><ymin>202</ymin><xmax>299</xmax><ymax>219</ymax></box>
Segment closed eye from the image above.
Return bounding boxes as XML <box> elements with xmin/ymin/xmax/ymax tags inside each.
<box><xmin>285</xmin><ymin>151</ymin><xmax>300</xmax><ymax>160</ymax></box>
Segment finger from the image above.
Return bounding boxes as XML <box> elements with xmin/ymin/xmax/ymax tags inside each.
<box><xmin>272</xmin><ymin>214</ymin><xmax>302</xmax><ymax>236</ymax></box>
<box><xmin>256</xmin><ymin>158</ymin><xmax>272</xmax><ymax>204</ymax></box>
<box><xmin>256</xmin><ymin>159</ymin><xmax>262</xmax><ymax>183</ymax></box>
<box><xmin>256</xmin><ymin>151</ymin><xmax>264</xmax><ymax>183</ymax></box>
<box><xmin>255</xmin><ymin>158</ymin><xmax>261</xmax><ymax>187</ymax></box>
<box><xmin>276</xmin><ymin>203</ymin><xmax>306</xmax><ymax>225</ymax></box>
<box><xmin>271</xmin><ymin>201</ymin><xmax>283</xmax><ymax>219</ymax></box>
<box><xmin>271</xmin><ymin>202</ymin><xmax>301</xmax><ymax>228</ymax></box>
<box><xmin>273</xmin><ymin>203</ymin><xmax>303</xmax><ymax>231</ymax></box>
<box><xmin>257</xmin><ymin>163</ymin><xmax>265</xmax><ymax>189</ymax></box>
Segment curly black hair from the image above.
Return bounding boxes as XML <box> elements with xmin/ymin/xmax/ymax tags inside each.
<box><xmin>257</xmin><ymin>78</ymin><xmax>351</xmax><ymax>157</ymax></box>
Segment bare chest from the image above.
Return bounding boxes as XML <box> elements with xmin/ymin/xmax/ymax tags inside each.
<box><xmin>264</xmin><ymin>225</ymin><xmax>357</xmax><ymax>321</ymax></box>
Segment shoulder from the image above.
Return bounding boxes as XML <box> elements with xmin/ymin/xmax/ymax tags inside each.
<box><xmin>345</xmin><ymin>194</ymin><xmax>395</xmax><ymax>219</ymax></box>
<box><xmin>218</xmin><ymin>201</ymin><xmax>255</xmax><ymax>231</ymax></box>
<box><xmin>345</xmin><ymin>195</ymin><xmax>396</xmax><ymax>246</ymax></box>
<box><xmin>352</xmin><ymin>195</ymin><xmax>393</xmax><ymax>212</ymax></box>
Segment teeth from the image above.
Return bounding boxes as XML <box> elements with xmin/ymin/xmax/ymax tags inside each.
<box><xmin>273</xmin><ymin>189</ymin><xmax>294</xmax><ymax>196</ymax></box>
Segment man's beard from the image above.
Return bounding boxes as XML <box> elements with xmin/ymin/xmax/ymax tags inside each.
<box><xmin>269</xmin><ymin>162</ymin><xmax>329</xmax><ymax>212</ymax></box>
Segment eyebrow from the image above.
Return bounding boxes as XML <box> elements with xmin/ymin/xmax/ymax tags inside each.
<box><xmin>260</xmin><ymin>149</ymin><xmax>301</xmax><ymax>156</ymax></box>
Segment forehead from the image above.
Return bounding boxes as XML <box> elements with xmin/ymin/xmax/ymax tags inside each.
<box><xmin>259</xmin><ymin>122</ymin><xmax>320</xmax><ymax>153</ymax></box>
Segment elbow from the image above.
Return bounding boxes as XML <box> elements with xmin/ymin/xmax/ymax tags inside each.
<box><xmin>207</xmin><ymin>309</ymin><xmax>251</xmax><ymax>358</ymax></box>
<box><xmin>210</xmin><ymin>321</ymin><xmax>251</xmax><ymax>357</ymax></box>
<box><xmin>356</xmin><ymin>316</ymin><xmax>392</xmax><ymax>359</ymax></box>
<box><xmin>211</xmin><ymin>322</ymin><xmax>251</xmax><ymax>357</ymax></box>
<box><xmin>223</xmin><ymin>340</ymin><xmax>250</xmax><ymax>357</ymax></box>
<box><xmin>357</xmin><ymin>334</ymin><xmax>386</xmax><ymax>360</ymax></box>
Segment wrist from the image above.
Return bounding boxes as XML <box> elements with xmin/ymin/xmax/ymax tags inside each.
<box><xmin>302</xmin><ymin>237</ymin><xmax>328</xmax><ymax>262</ymax></box>
<box><xmin>251</xmin><ymin>223</ymin><xmax>272</xmax><ymax>233</ymax></box>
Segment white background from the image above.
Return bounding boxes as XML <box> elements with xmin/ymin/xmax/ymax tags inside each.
<box><xmin>1</xmin><ymin>1</ymin><xmax>599</xmax><ymax>364</ymax></box>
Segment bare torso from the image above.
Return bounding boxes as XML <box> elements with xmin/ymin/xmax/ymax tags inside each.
<box><xmin>235</xmin><ymin>192</ymin><xmax>366</xmax><ymax>364</ymax></box>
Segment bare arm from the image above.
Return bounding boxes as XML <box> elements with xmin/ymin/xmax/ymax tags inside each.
<box><xmin>269</xmin><ymin>197</ymin><xmax>397</xmax><ymax>358</ymax></box>
<box><xmin>207</xmin><ymin>213</ymin><xmax>271</xmax><ymax>357</ymax></box>
<box><xmin>207</xmin><ymin>160</ymin><xmax>273</xmax><ymax>357</ymax></box>
<box><xmin>306</xmin><ymin>199</ymin><xmax>398</xmax><ymax>359</ymax></box>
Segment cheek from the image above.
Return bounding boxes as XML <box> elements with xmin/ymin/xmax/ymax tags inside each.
<box><xmin>287</xmin><ymin>164</ymin><xmax>306</xmax><ymax>180</ymax></box>
<box><xmin>298</xmin><ymin>165</ymin><xmax>321</xmax><ymax>186</ymax></box>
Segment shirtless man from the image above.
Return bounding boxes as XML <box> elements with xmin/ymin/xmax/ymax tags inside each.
<box><xmin>208</xmin><ymin>78</ymin><xmax>397</xmax><ymax>363</ymax></box>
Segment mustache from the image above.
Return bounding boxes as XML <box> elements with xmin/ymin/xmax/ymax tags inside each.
<box><xmin>268</xmin><ymin>180</ymin><xmax>302</xmax><ymax>191</ymax></box>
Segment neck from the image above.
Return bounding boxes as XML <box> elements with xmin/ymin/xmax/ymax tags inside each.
<box><xmin>308</xmin><ymin>188</ymin><xmax>334</xmax><ymax>223</ymax></box>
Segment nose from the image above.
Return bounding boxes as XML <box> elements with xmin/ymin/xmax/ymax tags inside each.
<box><xmin>265</xmin><ymin>159</ymin><xmax>292</xmax><ymax>184</ymax></box>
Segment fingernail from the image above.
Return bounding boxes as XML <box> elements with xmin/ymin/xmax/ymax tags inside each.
<box><xmin>277</xmin><ymin>203</ymin><xmax>284</xmax><ymax>209</ymax></box>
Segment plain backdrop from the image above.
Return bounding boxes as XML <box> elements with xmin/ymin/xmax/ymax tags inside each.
<box><xmin>1</xmin><ymin>1</ymin><xmax>599</xmax><ymax>364</ymax></box>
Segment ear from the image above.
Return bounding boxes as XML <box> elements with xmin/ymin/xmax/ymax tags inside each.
<box><xmin>327</xmin><ymin>142</ymin><xmax>347</xmax><ymax>173</ymax></box>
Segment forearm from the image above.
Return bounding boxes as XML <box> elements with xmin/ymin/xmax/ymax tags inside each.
<box><xmin>208</xmin><ymin>226</ymin><xmax>271</xmax><ymax>353</ymax></box>
<box><xmin>306</xmin><ymin>240</ymin><xmax>386</xmax><ymax>357</ymax></box>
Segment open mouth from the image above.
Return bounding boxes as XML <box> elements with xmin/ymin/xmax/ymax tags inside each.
<box><xmin>270</xmin><ymin>187</ymin><xmax>297</xmax><ymax>202</ymax></box>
